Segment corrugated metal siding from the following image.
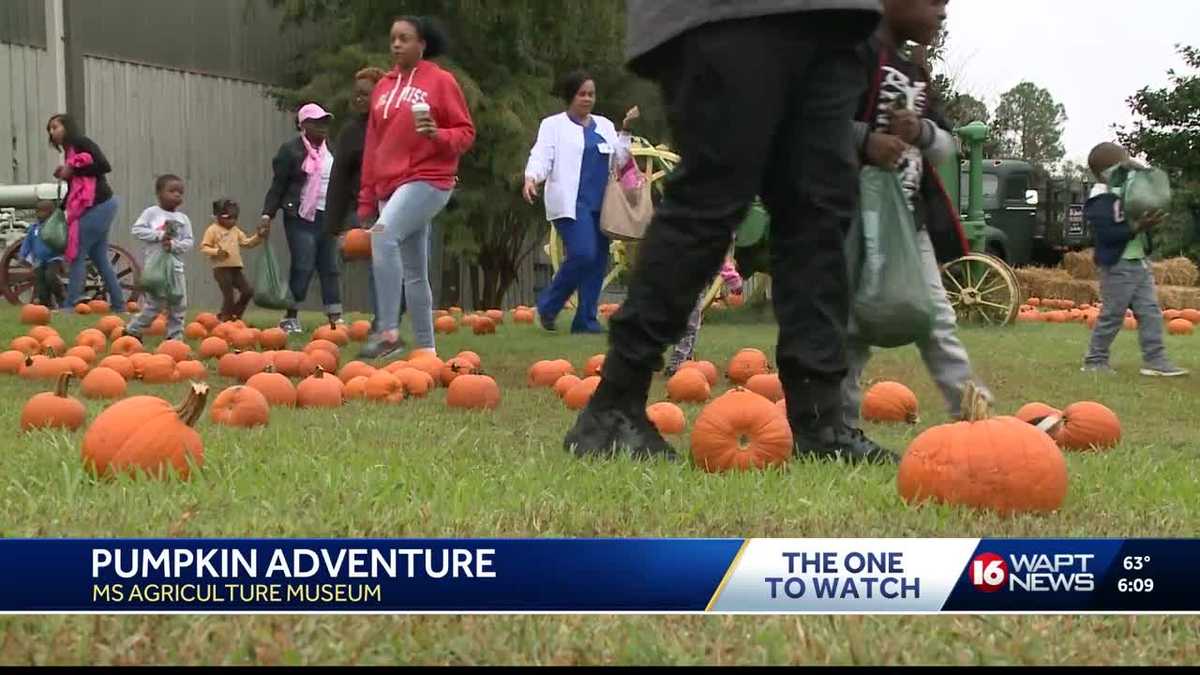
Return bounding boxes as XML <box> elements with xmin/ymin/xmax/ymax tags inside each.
<box><xmin>0</xmin><ymin>0</ymin><xmax>46</xmax><ymax>48</ymax></box>
<box><xmin>0</xmin><ymin>43</ymin><xmax>58</xmax><ymax>186</ymax></box>
<box><xmin>81</xmin><ymin>55</ymin><xmax>373</xmax><ymax>314</ymax></box>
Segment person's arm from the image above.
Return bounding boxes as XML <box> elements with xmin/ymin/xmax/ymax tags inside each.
<box><xmin>1087</xmin><ymin>195</ymin><xmax>1135</xmax><ymax>248</ymax></box>
<box><xmin>262</xmin><ymin>142</ymin><xmax>292</xmax><ymax>218</ymax></box>
<box><xmin>430</xmin><ymin>72</ymin><xmax>476</xmax><ymax>156</ymax></box>
<box><xmin>199</xmin><ymin>226</ymin><xmax>222</xmax><ymax>257</ymax></box>
<box><xmin>357</xmin><ymin>111</ymin><xmax>380</xmax><ymax>222</ymax></box>
<box><xmin>324</xmin><ymin>126</ymin><xmax>358</xmax><ymax>236</ymax></box>
<box><xmin>524</xmin><ymin>118</ymin><xmax>555</xmax><ymax>184</ymax></box>
<box><xmin>239</xmin><ymin>227</ymin><xmax>263</xmax><ymax>249</ymax></box>
<box><xmin>914</xmin><ymin>85</ymin><xmax>955</xmax><ymax>164</ymax></box>
<box><xmin>69</xmin><ymin>137</ymin><xmax>112</xmax><ymax>177</ymax></box>
<box><xmin>170</xmin><ymin>218</ymin><xmax>195</xmax><ymax>254</ymax></box>
<box><xmin>131</xmin><ymin>209</ymin><xmax>164</xmax><ymax>243</ymax></box>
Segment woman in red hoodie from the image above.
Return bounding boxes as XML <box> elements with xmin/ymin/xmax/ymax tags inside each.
<box><xmin>357</xmin><ymin>16</ymin><xmax>476</xmax><ymax>360</ymax></box>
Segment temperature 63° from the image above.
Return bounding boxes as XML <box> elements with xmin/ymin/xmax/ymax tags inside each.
<box><xmin>1122</xmin><ymin>556</ymin><xmax>1150</xmax><ymax>571</ymax></box>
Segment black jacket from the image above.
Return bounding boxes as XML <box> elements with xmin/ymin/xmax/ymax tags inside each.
<box><xmin>262</xmin><ymin>136</ymin><xmax>334</xmax><ymax>221</ymax></box>
<box><xmin>1087</xmin><ymin>192</ymin><xmax>1152</xmax><ymax>267</ymax></box>
<box><xmin>324</xmin><ymin>114</ymin><xmax>367</xmax><ymax>237</ymax></box>
<box><xmin>64</xmin><ymin>135</ymin><xmax>114</xmax><ymax>206</ymax></box>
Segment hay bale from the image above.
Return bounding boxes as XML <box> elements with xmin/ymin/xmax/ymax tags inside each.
<box><xmin>1062</xmin><ymin>249</ymin><xmax>1097</xmax><ymax>280</ymax></box>
<box><xmin>1157</xmin><ymin>285</ymin><xmax>1200</xmax><ymax>310</ymax></box>
<box><xmin>1152</xmin><ymin>257</ymin><xmax>1199</xmax><ymax>287</ymax></box>
<box><xmin>1014</xmin><ymin>267</ymin><xmax>1073</xmax><ymax>301</ymax></box>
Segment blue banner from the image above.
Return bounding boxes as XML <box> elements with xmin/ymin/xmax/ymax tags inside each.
<box><xmin>0</xmin><ymin>538</ymin><xmax>1197</xmax><ymax>614</ymax></box>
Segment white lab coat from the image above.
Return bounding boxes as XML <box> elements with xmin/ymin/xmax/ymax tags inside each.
<box><xmin>524</xmin><ymin>112</ymin><xmax>632</xmax><ymax>222</ymax></box>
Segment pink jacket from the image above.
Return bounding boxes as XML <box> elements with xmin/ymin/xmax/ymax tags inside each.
<box><xmin>719</xmin><ymin>260</ymin><xmax>743</xmax><ymax>294</ymax></box>
<box><xmin>63</xmin><ymin>149</ymin><xmax>97</xmax><ymax>263</ymax></box>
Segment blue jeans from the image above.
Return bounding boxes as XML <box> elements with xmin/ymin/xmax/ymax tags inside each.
<box><xmin>66</xmin><ymin>197</ymin><xmax>125</xmax><ymax>307</ymax></box>
<box><xmin>372</xmin><ymin>182</ymin><xmax>451</xmax><ymax>347</ymax></box>
<box><xmin>352</xmin><ymin>213</ymin><xmax>407</xmax><ymax>333</ymax></box>
<box><xmin>284</xmin><ymin>210</ymin><xmax>341</xmax><ymax>314</ymax></box>
<box><xmin>537</xmin><ymin>210</ymin><xmax>607</xmax><ymax>331</ymax></box>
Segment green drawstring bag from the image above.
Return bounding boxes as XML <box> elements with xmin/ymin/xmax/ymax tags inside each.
<box><xmin>845</xmin><ymin>167</ymin><xmax>935</xmax><ymax>348</ymax></box>
<box><xmin>1120</xmin><ymin>167</ymin><xmax>1172</xmax><ymax>222</ymax></box>
<box><xmin>40</xmin><ymin>208</ymin><xmax>68</xmax><ymax>252</ymax></box>
<box><xmin>139</xmin><ymin>249</ymin><xmax>179</xmax><ymax>301</ymax></box>
<box><xmin>253</xmin><ymin>243</ymin><xmax>292</xmax><ymax>310</ymax></box>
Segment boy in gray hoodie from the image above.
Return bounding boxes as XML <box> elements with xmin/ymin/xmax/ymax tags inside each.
<box><xmin>125</xmin><ymin>174</ymin><xmax>194</xmax><ymax>341</ymax></box>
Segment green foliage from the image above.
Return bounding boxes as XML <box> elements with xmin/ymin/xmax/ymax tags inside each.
<box><xmin>990</xmin><ymin>82</ymin><xmax>1068</xmax><ymax>171</ymax></box>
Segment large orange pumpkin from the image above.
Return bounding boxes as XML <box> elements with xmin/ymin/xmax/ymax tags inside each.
<box><xmin>456</xmin><ymin>351</ymin><xmax>482</xmax><ymax>369</ymax></box>
<box><xmin>234</xmin><ymin>351</ymin><xmax>270</xmax><ymax>383</ymax></box>
<box><xmin>1055</xmin><ymin>401</ymin><xmax>1121</xmax><ymax>451</ymax></box>
<box><xmin>229</xmin><ymin>329</ymin><xmax>258</xmax><ymax>350</ymax></box>
<box><xmin>405</xmin><ymin>355</ymin><xmax>443</xmax><ymax>383</ymax></box>
<box><xmin>75</xmin><ymin>328</ymin><xmax>108</xmax><ymax>352</ymax></box>
<box><xmin>667</xmin><ymin>368</ymin><xmax>711</xmax><ymax>403</ymax></box>
<box><xmin>349</xmin><ymin>320</ymin><xmax>372</xmax><ymax>342</ymax></box>
<box><xmin>1180</xmin><ymin>308</ymin><xmax>1200</xmax><ymax>325</ymax></box>
<box><xmin>140</xmin><ymin>354</ymin><xmax>179</xmax><ymax>384</ymax></box>
<box><xmin>745</xmin><ymin>373</ymin><xmax>784</xmax><ymax>402</ymax></box>
<box><xmin>305</xmin><ymin>339</ymin><xmax>340</xmax><ymax>359</ymax></box>
<box><xmin>306</xmin><ymin>348</ymin><xmax>339</xmax><ymax>375</ymax></box>
<box><xmin>21</xmin><ymin>373</ymin><xmax>86</xmax><ymax>432</ymax></box>
<box><xmin>81</xmin><ymin>366</ymin><xmax>128</xmax><ymax>399</ymax></box>
<box><xmin>679</xmin><ymin>360</ymin><xmax>719</xmax><ymax>386</ymax></box>
<box><xmin>690</xmin><ymin>388</ymin><xmax>793</xmax><ymax>473</ymax></box>
<box><xmin>513</xmin><ymin>308</ymin><xmax>535</xmax><ymax>324</ymax></box>
<box><xmin>110</xmin><ymin>336</ymin><xmax>144</xmax><ymax>356</ymax></box>
<box><xmin>184</xmin><ymin>322</ymin><xmax>208</xmax><ymax>340</ymax></box>
<box><xmin>313</xmin><ymin>321</ymin><xmax>350</xmax><ymax>346</ymax></box>
<box><xmin>19</xmin><ymin>355</ymin><xmax>58</xmax><ymax>381</ymax></box>
<box><xmin>20</xmin><ymin>304</ymin><xmax>51</xmax><ymax>325</ymax></box>
<box><xmin>553</xmin><ymin>374</ymin><xmax>582</xmax><ymax>399</ymax></box>
<box><xmin>175</xmin><ymin>360</ymin><xmax>207</xmax><ymax>381</ymax></box>
<box><xmin>397</xmin><ymin>368</ymin><xmax>434</xmax><ymax>398</ymax></box>
<box><xmin>97</xmin><ymin>355</ymin><xmax>135</xmax><ymax>381</ymax></box>
<box><xmin>446</xmin><ymin>373</ymin><xmax>501</xmax><ymax>410</ymax></box>
<box><xmin>81</xmin><ymin>383</ymin><xmax>208</xmax><ymax>480</ymax></box>
<box><xmin>156</xmin><ymin>339</ymin><xmax>194</xmax><ymax>363</ymax></box>
<box><xmin>861</xmin><ymin>381</ymin><xmax>919</xmax><ymax>424</ymax></box>
<box><xmin>39</xmin><ymin>334</ymin><xmax>67</xmax><ymax>355</ymax></box>
<box><xmin>341</xmin><ymin>228</ymin><xmax>372</xmax><ymax>260</ymax></box>
<box><xmin>897</xmin><ymin>384</ymin><xmax>1068</xmax><ymax>515</ymax></box>
<box><xmin>727</xmin><ymin>348</ymin><xmax>769</xmax><ymax>385</ymax></box>
<box><xmin>258</xmin><ymin>327</ymin><xmax>289</xmax><ymax>350</ymax></box>
<box><xmin>434</xmin><ymin>316</ymin><xmax>458</xmax><ymax>334</ymax></box>
<box><xmin>344</xmin><ymin>375</ymin><xmax>370</xmax><ymax>400</ymax></box>
<box><xmin>647</xmin><ymin>402</ymin><xmax>687</xmax><ymax>436</ymax></box>
<box><xmin>195</xmin><ymin>312</ymin><xmax>221</xmax><ymax>330</ymax></box>
<box><xmin>528</xmin><ymin>360</ymin><xmax>575</xmax><ymax>388</ymax></box>
<box><xmin>270</xmin><ymin>350</ymin><xmax>307</xmax><ymax>377</ymax></box>
<box><xmin>10</xmin><ymin>336</ymin><xmax>41</xmax><ymax>355</ymax></box>
<box><xmin>338</xmin><ymin>360</ymin><xmax>377</xmax><ymax>384</ymax></box>
<box><xmin>297</xmin><ymin>367</ymin><xmax>344</xmax><ymax>408</ymax></box>
<box><xmin>486</xmin><ymin>309</ymin><xmax>504</xmax><ymax>324</ymax></box>
<box><xmin>364</xmin><ymin>371</ymin><xmax>406</xmax><ymax>404</ymax></box>
<box><xmin>210</xmin><ymin>385</ymin><xmax>270</xmax><ymax>428</ymax></box>
<box><xmin>66</xmin><ymin>345</ymin><xmax>97</xmax><ymax>365</ymax></box>
<box><xmin>146</xmin><ymin>315</ymin><xmax>167</xmax><ymax>336</ymax></box>
<box><xmin>563</xmin><ymin>376</ymin><xmax>602</xmax><ymax>411</ymax></box>
<box><xmin>439</xmin><ymin>357</ymin><xmax>475</xmax><ymax>386</ymax></box>
<box><xmin>473</xmin><ymin>317</ymin><xmax>497</xmax><ymax>335</ymax></box>
<box><xmin>0</xmin><ymin>350</ymin><xmax>27</xmax><ymax>374</ymax></box>
<box><xmin>95</xmin><ymin>315</ymin><xmax>124</xmax><ymax>336</ymax></box>
<box><xmin>1167</xmin><ymin>319</ymin><xmax>1194</xmax><ymax>336</ymax></box>
<box><xmin>60</xmin><ymin>354</ymin><xmax>89</xmax><ymax>378</ymax></box>
<box><xmin>199</xmin><ymin>337</ymin><xmax>230</xmax><ymax>360</ymax></box>
<box><xmin>246</xmin><ymin>366</ymin><xmax>297</xmax><ymax>407</ymax></box>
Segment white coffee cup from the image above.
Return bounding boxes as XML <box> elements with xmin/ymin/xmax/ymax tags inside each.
<box><xmin>411</xmin><ymin>102</ymin><xmax>431</xmax><ymax>129</ymax></box>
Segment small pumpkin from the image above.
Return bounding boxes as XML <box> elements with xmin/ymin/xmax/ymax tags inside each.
<box><xmin>439</xmin><ymin>357</ymin><xmax>475</xmax><ymax>386</ymax></box>
<box><xmin>313</xmin><ymin>321</ymin><xmax>350</xmax><ymax>346</ymax></box>
<box><xmin>344</xmin><ymin>375</ymin><xmax>370</xmax><ymax>400</ymax></box>
<box><xmin>473</xmin><ymin>316</ymin><xmax>497</xmax><ymax>335</ymax></box>
<box><xmin>338</xmin><ymin>360</ymin><xmax>377</xmax><ymax>384</ymax></box>
<box><xmin>40</xmin><ymin>334</ymin><xmax>67</xmax><ymax>355</ymax></box>
<box><xmin>21</xmin><ymin>373</ymin><xmax>86</xmax><ymax>432</ymax></box>
<box><xmin>513</xmin><ymin>309</ymin><xmax>535</xmax><ymax>324</ymax></box>
<box><xmin>230</xmin><ymin>328</ymin><xmax>258</xmax><ymax>350</ymax></box>
<box><xmin>81</xmin><ymin>383</ymin><xmax>209</xmax><ymax>480</ymax></box>
<box><xmin>156</xmin><ymin>339</ymin><xmax>194</xmax><ymax>363</ymax></box>
<box><xmin>246</xmin><ymin>366</ymin><xmax>297</xmax><ymax>407</ymax></box>
<box><xmin>194</xmin><ymin>312</ymin><xmax>221</xmax><ymax>330</ymax></box>
<box><xmin>690</xmin><ymin>388</ymin><xmax>793</xmax><ymax>473</ymax></box>
<box><xmin>28</xmin><ymin>325</ymin><xmax>59</xmax><ymax>342</ymax></box>
<box><xmin>77</xmin><ymin>302</ymin><xmax>95</xmax><ymax>315</ymax></box>
<box><xmin>146</xmin><ymin>315</ymin><xmax>167</xmax><ymax>336</ymax></box>
<box><xmin>306</xmin><ymin>348</ymin><xmax>339</xmax><ymax>375</ymax></box>
<box><xmin>270</xmin><ymin>350</ymin><xmax>307</xmax><ymax>377</ymax></box>
<box><xmin>184</xmin><ymin>322</ymin><xmax>208</xmax><ymax>340</ymax></box>
<box><xmin>1055</xmin><ymin>401</ymin><xmax>1121</xmax><ymax>451</ymax></box>
<box><xmin>19</xmin><ymin>355</ymin><xmax>58</xmax><ymax>381</ymax></box>
<box><xmin>0</xmin><ymin>350</ymin><xmax>27</xmax><ymax>374</ymax></box>
<box><xmin>175</xmin><ymin>360</ymin><xmax>207</xmax><ymax>381</ymax></box>
<box><xmin>1167</xmin><ymin>318</ymin><xmax>1193</xmax><ymax>336</ymax></box>
<box><xmin>898</xmin><ymin>383</ymin><xmax>1068</xmax><ymax>515</ymax></box>
<box><xmin>234</xmin><ymin>351</ymin><xmax>270</xmax><ymax>383</ymax></box>
<box><xmin>296</xmin><ymin>366</ymin><xmax>344</xmax><ymax>408</ymax></box>
<box><xmin>861</xmin><ymin>381</ymin><xmax>919</xmax><ymax>424</ymax></box>
<box><xmin>667</xmin><ymin>368</ymin><xmax>711</xmax><ymax>403</ymax></box>
<box><xmin>125</xmin><ymin>300</ymin><xmax>140</xmax><ymax>313</ymax></box>
<box><xmin>66</xmin><ymin>345</ymin><xmax>97</xmax><ymax>365</ymax></box>
<box><xmin>60</xmin><ymin>354</ymin><xmax>89</xmax><ymax>378</ymax></box>
<box><xmin>553</xmin><ymin>374</ymin><xmax>582</xmax><ymax>399</ymax></box>
<box><xmin>647</xmin><ymin>402</ymin><xmax>687</xmax><ymax>436</ymax></box>
<box><xmin>364</xmin><ymin>371</ymin><xmax>406</xmax><ymax>404</ymax></box>
<box><xmin>679</xmin><ymin>360</ymin><xmax>719</xmax><ymax>386</ymax></box>
<box><xmin>434</xmin><ymin>316</ymin><xmax>458</xmax><ymax>334</ymax></box>
<box><xmin>9</xmin><ymin>336</ymin><xmax>41</xmax><ymax>355</ymax></box>
<box><xmin>486</xmin><ymin>309</ymin><xmax>504</xmax><ymax>324</ymax></box>
<box><xmin>88</xmin><ymin>299</ymin><xmax>110</xmax><ymax>314</ymax></box>
<box><xmin>110</xmin><ymin>335</ymin><xmax>144</xmax><ymax>356</ymax></box>
<box><xmin>563</xmin><ymin>376</ymin><xmax>602</xmax><ymax>411</ymax></box>
<box><xmin>99</xmin><ymin>314</ymin><xmax>125</xmax><ymax>333</ymax></box>
<box><xmin>446</xmin><ymin>372</ymin><xmax>501</xmax><ymax>410</ymax></box>
<box><xmin>406</xmin><ymin>355</ymin><xmax>444</xmax><ymax>383</ymax></box>
<box><xmin>455</xmin><ymin>351</ymin><xmax>482</xmax><ymax>369</ymax></box>
<box><xmin>81</xmin><ymin>366</ymin><xmax>128</xmax><ymax>399</ymax></box>
<box><xmin>1015</xmin><ymin>402</ymin><xmax>1062</xmax><ymax>426</ymax></box>
<box><xmin>727</xmin><ymin>348</ymin><xmax>769</xmax><ymax>385</ymax></box>
<box><xmin>349</xmin><ymin>320</ymin><xmax>372</xmax><ymax>342</ymax></box>
<box><xmin>20</xmin><ymin>304</ymin><xmax>51</xmax><ymax>325</ymax></box>
<box><xmin>140</xmin><ymin>354</ymin><xmax>179</xmax><ymax>384</ymax></box>
<box><xmin>449</xmin><ymin>306</ymin><xmax>464</xmax><ymax>316</ymax></box>
<box><xmin>341</xmin><ymin>228</ymin><xmax>372</xmax><ymax>260</ymax></box>
<box><xmin>75</xmin><ymin>328</ymin><xmax>108</xmax><ymax>351</ymax></box>
<box><xmin>584</xmin><ymin>354</ymin><xmax>606</xmax><ymax>378</ymax></box>
<box><xmin>210</xmin><ymin>385</ymin><xmax>270</xmax><ymax>428</ymax></box>
<box><xmin>199</xmin><ymin>337</ymin><xmax>230</xmax><ymax>360</ymax></box>
<box><xmin>1180</xmin><ymin>308</ymin><xmax>1200</xmax><ymax>325</ymax></box>
<box><xmin>305</xmin><ymin>339</ymin><xmax>340</xmax><ymax>359</ymax></box>
<box><xmin>528</xmin><ymin>360</ymin><xmax>575</xmax><ymax>388</ymax></box>
<box><xmin>745</xmin><ymin>373</ymin><xmax>784</xmax><ymax>402</ymax></box>
<box><xmin>97</xmin><ymin>355</ymin><xmax>135</xmax><ymax>380</ymax></box>
<box><xmin>1123</xmin><ymin>316</ymin><xmax>1138</xmax><ymax>331</ymax></box>
<box><xmin>397</xmin><ymin>368</ymin><xmax>434</xmax><ymax>398</ymax></box>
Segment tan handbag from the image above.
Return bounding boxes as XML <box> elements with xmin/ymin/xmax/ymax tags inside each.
<box><xmin>599</xmin><ymin>163</ymin><xmax>653</xmax><ymax>241</ymax></box>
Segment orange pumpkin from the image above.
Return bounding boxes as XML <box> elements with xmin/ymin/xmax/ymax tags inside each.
<box><xmin>897</xmin><ymin>383</ymin><xmax>1067</xmax><ymax>515</ymax></box>
<box><xmin>0</xmin><ymin>350</ymin><xmax>27</xmax><ymax>375</ymax></box>
<box><xmin>1055</xmin><ymin>401</ymin><xmax>1121</xmax><ymax>451</ymax></box>
<box><xmin>528</xmin><ymin>360</ymin><xmax>575</xmax><ymax>388</ymax></box>
<box><xmin>406</xmin><ymin>355</ymin><xmax>444</xmax><ymax>383</ymax></box>
<box><xmin>75</xmin><ymin>328</ymin><xmax>108</xmax><ymax>352</ymax></box>
<box><xmin>667</xmin><ymin>368</ymin><xmax>711</xmax><ymax>403</ymax></box>
<box><xmin>678</xmin><ymin>360</ymin><xmax>719</xmax><ymax>386</ymax></box>
<box><xmin>338</xmin><ymin>360</ymin><xmax>377</xmax><ymax>384</ymax></box>
<box><xmin>140</xmin><ymin>354</ymin><xmax>178</xmax><ymax>384</ymax></box>
<box><xmin>234</xmin><ymin>351</ymin><xmax>270</xmax><ymax>383</ymax></box>
<box><xmin>20</xmin><ymin>304</ymin><xmax>51</xmax><ymax>325</ymax></box>
<box><xmin>306</xmin><ymin>348</ymin><xmax>339</xmax><ymax>375</ymax></box>
<box><xmin>553</xmin><ymin>374</ymin><xmax>582</xmax><ymax>399</ymax></box>
<box><xmin>19</xmin><ymin>355</ymin><xmax>59</xmax><ymax>381</ymax></box>
<box><xmin>1015</xmin><ymin>402</ymin><xmax>1061</xmax><ymax>426</ymax></box>
<box><xmin>456</xmin><ymin>351</ymin><xmax>482</xmax><ymax>369</ymax></box>
<box><xmin>227</xmin><ymin>329</ymin><xmax>256</xmax><ymax>350</ymax></box>
<box><xmin>88</xmin><ymin>299</ymin><xmax>109</xmax><ymax>314</ymax></box>
<box><xmin>28</xmin><ymin>325</ymin><xmax>59</xmax><ymax>342</ymax></box>
<box><xmin>10</xmin><ymin>336</ymin><xmax>41</xmax><ymax>355</ymax></box>
<box><xmin>269</xmin><ymin>350</ymin><xmax>305</xmax><ymax>377</ymax></box>
<box><xmin>146</xmin><ymin>315</ymin><xmax>167</xmax><ymax>336</ymax></box>
<box><xmin>21</xmin><ymin>373</ymin><xmax>86</xmax><ymax>432</ymax></box>
<box><xmin>745</xmin><ymin>373</ymin><xmax>784</xmax><ymax>402</ymax></box>
<box><xmin>647</xmin><ymin>402</ymin><xmax>686</xmax><ymax>436</ymax></box>
<box><xmin>194</xmin><ymin>312</ymin><xmax>221</xmax><ymax>330</ymax></box>
<box><xmin>60</xmin><ymin>355</ymin><xmax>89</xmax><ymax>378</ymax></box>
<box><xmin>74</xmin><ymin>302</ymin><xmax>93</xmax><ymax>315</ymax></box>
<box><xmin>95</xmin><ymin>315</ymin><xmax>124</xmax><ymax>336</ymax></box>
<box><xmin>1017</xmin><ymin>311</ymin><xmax>1042</xmax><ymax>323</ymax></box>
<box><xmin>446</xmin><ymin>373</ymin><xmax>501</xmax><ymax>410</ymax></box>
<box><xmin>243</xmin><ymin>364</ymin><xmax>294</xmax><ymax>404</ymax></box>
<box><xmin>584</xmin><ymin>354</ymin><xmax>606</xmax><ymax>378</ymax></box>
<box><xmin>110</xmin><ymin>335</ymin><xmax>144</xmax><ymax>356</ymax></box>
<box><xmin>486</xmin><ymin>309</ymin><xmax>504</xmax><ymax>324</ymax></box>
<box><xmin>210</xmin><ymin>385</ymin><xmax>270</xmax><ymax>428</ymax></box>
<box><xmin>81</xmin><ymin>366</ymin><xmax>128</xmax><ymax>399</ymax></box>
<box><xmin>449</xmin><ymin>306</ymin><xmax>463</xmax><ymax>316</ymax></box>
<box><xmin>690</xmin><ymin>388</ymin><xmax>793</xmax><ymax>473</ymax></box>
<box><xmin>1180</xmin><ymin>309</ymin><xmax>1200</xmax><ymax>325</ymax></box>
<box><xmin>296</xmin><ymin>367</ymin><xmax>344</xmax><ymax>408</ymax></box>
<box><xmin>40</xmin><ymin>335</ymin><xmax>67</xmax><ymax>356</ymax></box>
<box><xmin>175</xmin><ymin>360</ymin><xmax>207</xmax><ymax>381</ymax></box>
<box><xmin>349</xmin><ymin>320</ymin><xmax>372</xmax><ymax>342</ymax></box>
<box><xmin>1164</xmin><ymin>309</ymin><xmax>1182</xmax><ymax>321</ymax></box>
<box><xmin>434</xmin><ymin>315</ymin><xmax>458</xmax><ymax>334</ymax></box>
<box><xmin>341</xmin><ymin>228</ymin><xmax>372</xmax><ymax>260</ymax></box>
<box><xmin>563</xmin><ymin>376</ymin><xmax>602</xmax><ymax>411</ymax></box>
<box><xmin>439</xmin><ymin>357</ymin><xmax>475</xmax><ymax>386</ymax></box>
<box><xmin>66</xmin><ymin>345</ymin><xmax>97</xmax><ymax>365</ymax></box>
<box><xmin>125</xmin><ymin>300</ymin><xmax>140</xmax><ymax>313</ymax></box>
<box><xmin>313</xmin><ymin>321</ymin><xmax>350</xmax><ymax>346</ymax></box>
<box><xmin>199</xmin><ymin>337</ymin><xmax>230</xmax><ymax>360</ymax></box>
<box><xmin>861</xmin><ymin>381</ymin><xmax>919</xmax><ymax>424</ymax></box>
<box><xmin>364</xmin><ymin>371</ymin><xmax>406</xmax><ymax>404</ymax></box>
<box><xmin>513</xmin><ymin>308</ymin><xmax>535</xmax><ymax>324</ymax></box>
<box><xmin>156</xmin><ymin>339</ymin><xmax>193</xmax><ymax>363</ymax></box>
<box><xmin>727</xmin><ymin>348</ymin><xmax>769</xmax><ymax>385</ymax></box>
<box><xmin>305</xmin><ymin>339</ymin><xmax>340</xmax><ymax>359</ymax></box>
<box><xmin>397</xmin><ymin>367</ymin><xmax>434</xmax><ymax>398</ymax></box>
<box><xmin>97</xmin><ymin>355</ymin><xmax>135</xmax><ymax>381</ymax></box>
<box><xmin>473</xmin><ymin>317</ymin><xmax>497</xmax><ymax>335</ymax></box>
<box><xmin>81</xmin><ymin>383</ymin><xmax>208</xmax><ymax>480</ymax></box>
<box><xmin>1167</xmin><ymin>318</ymin><xmax>1194</xmax><ymax>335</ymax></box>
<box><xmin>344</xmin><ymin>375</ymin><xmax>370</xmax><ymax>401</ymax></box>
<box><xmin>184</xmin><ymin>322</ymin><xmax>208</xmax><ymax>340</ymax></box>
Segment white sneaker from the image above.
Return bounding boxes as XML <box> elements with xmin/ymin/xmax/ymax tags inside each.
<box><xmin>1140</xmin><ymin>365</ymin><xmax>1189</xmax><ymax>377</ymax></box>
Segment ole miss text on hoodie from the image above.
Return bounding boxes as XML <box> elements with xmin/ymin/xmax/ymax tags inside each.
<box><xmin>358</xmin><ymin>60</ymin><xmax>476</xmax><ymax>220</ymax></box>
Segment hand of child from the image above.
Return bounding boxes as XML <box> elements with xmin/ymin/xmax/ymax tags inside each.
<box><xmin>215</xmin><ymin>248</ymin><xmax>230</xmax><ymax>260</ymax></box>
<box><xmin>1136</xmin><ymin>209</ymin><xmax>1167</xmax><ymax>232</ymax></box>
<box><xmin>889</xmin><ymin>109</ymin><xmax>924</xmax><ymax>145</ymax></box>
<box><xmin>162</xmin><ymin>236</ymin><xmax>173</xmax><ymax>251</ymax></box>
<box><xmin>865</xmin><ymin>133</ymin><xmax>909</xmax><ymax>169</ymax></box>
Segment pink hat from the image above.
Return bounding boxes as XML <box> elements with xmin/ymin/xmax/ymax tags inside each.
<box><xmin>297</xmin><ymin>103</ymin><xmax>333</xmax><ymax>125</ymax></box>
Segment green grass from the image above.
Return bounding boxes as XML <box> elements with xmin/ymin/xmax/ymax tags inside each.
<box><xmin>1</xmin><ymin>305</ymin><xmax>1199</xmax><ymax>665</ymax></box>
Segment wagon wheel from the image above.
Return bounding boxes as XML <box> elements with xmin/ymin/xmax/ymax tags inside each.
<box><xmin>0</xmin><ymin>239</ymin><xmax>142</xmax><ymax>306</ymax></box>
<box><xmin>545</xmin><ymin>138</ymin><xmax>679</xmax><ymax>311</ymax></box>
<box><xmin>940</xmin><ymin>253</ymin><xmax>1021</xmax><ymax>326</ymax></box>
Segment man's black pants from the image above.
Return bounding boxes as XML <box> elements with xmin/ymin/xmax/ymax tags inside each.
<box><xmin>601</xmin><ymin>13</ymin><xmax>871</xmax><ymax>428</ymax></box>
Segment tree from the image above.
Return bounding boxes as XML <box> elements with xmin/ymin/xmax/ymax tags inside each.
<box><xmin>1117</xmin><ymin>44</ymin><xmax>1200</xmax><ymax>258</ymax></box>
<box><xmin>267</xmin><ymin>0</ymin><xmax>668</xmax><ymax>308</ymax></box>
<box><xmin>990</xmin><ymin>81</ymin><xmax>1067</xmax><ymax>170</ymax></box>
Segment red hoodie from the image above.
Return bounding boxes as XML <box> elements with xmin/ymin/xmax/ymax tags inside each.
<box><xmin>357</xmin><ymin>60</ymin><xmax>476</xmax><ymax>220</ymax></box>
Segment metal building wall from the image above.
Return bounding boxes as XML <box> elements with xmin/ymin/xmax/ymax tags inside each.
<box><xmin>0</xmin><ymin>42</ymin><xmax>58</xmax><ymax>185</ymax></box>
<box><xmin>0</xmin><ymin>0</ymin><xmax>46</xmax><ymax>48</ymax></box>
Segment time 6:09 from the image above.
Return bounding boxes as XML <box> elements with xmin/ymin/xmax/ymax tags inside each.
<box><xmin>1117</xmin><ymin>578</ymin><xmax>1154</xmax><ymax>592</ymax></box>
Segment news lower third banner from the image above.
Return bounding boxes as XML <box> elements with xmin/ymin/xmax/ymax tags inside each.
<box><xmin>0</xmin><ymin>539</ymin><xmax>1195</xmax><ymax>614</ymax></box>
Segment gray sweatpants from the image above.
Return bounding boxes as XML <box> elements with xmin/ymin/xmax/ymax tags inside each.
<box><xmin>127</xmin><ymin>274</ymin><xmax>188</xmax><ymax>341</ymax></box>
<box><xmin>1084</xmin><ymin>258</ymin><xmax>1168</xmax><ymax>367</ymax></box>
<box><xmin>842</xmin><ymin>229</ymin><xmax>988</xmax><ymax>426</ymax></box>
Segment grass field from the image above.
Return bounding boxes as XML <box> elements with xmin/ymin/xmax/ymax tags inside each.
<box><xmin>1</xmin><ymin>304</ymin><xmax>1198</xmax><ymax>665</ymax></box>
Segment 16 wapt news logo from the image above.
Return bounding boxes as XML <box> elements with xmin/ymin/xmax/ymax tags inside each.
<box><xmin>970</xmin><ymin>552</ymin><xmax>1096</xmax><ymax>593</ymax></box>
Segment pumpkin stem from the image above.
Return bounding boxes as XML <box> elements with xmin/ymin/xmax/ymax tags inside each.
<box><xmin>54</xmin><ymin>371</ymin><xmax>73</xmax><ymax>397</ymax></box>
<box><xmin>314</xmin><ymin>365</ymin><xmax>325</xmax><ymax>379</ymax></box>
<box><xmin>44</xmin><ymin>346</ymin><xmax>58</xmax><ymax>358</ymax></box>
<box><xmin>24</xmin><ymin>355</ymin><xmax>34</xmax><ymax>368</ymax></box>
<box><xmin>175</xmin><ymin>383</ymin><xmax>210</xmax><ymax>427</ymax></box>
<box><xmin>961</xmin><ymin>382</ymin><xmax>991</xmax><ymax>422</ymax></box>
<box><xmin>263</xmin><ymin>363</ymin><xmax>277</xmax><ymax>374</ymax></box>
